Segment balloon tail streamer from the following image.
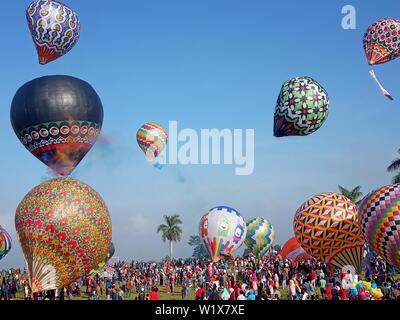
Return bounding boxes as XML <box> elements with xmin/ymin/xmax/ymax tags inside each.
<box><xmin>151</xmin><ymin>152</ymin><xmax>166</xmax><ymax>170</ymax></box>
<box><xmin>152</xmin><ymin>161</ymin><xmax>164</xmax><ymax>170</ymax></box>
<box><xmin>369</xmin><ymin>70</ymin><xmax>394</xmax><ymax>101</ymax></box>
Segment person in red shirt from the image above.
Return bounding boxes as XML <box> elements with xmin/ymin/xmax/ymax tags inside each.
<box><xmin>149</xmin><ymin>286</ymin><xmax>159</xmax><ymax>300</ymax></box>
<box><xmin>310</xmin><ymin>271</ymin><xmax>316</xmax><ymax>288</ymax></box>
<box><xmin>339</xmin><ymin>287</ymin><xmax>348</xmax><ymax>300</ymax></box>
<box><xmin>195</xmin><ymin>284</ymin><xmax>206</xmax><ymax>300</ymax></box>
<box><xmin>325</xmin><ymin>285</ymin><xmax>333</xmax><ymax>300</ymax></box>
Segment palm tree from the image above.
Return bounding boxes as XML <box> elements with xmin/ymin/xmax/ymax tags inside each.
<box><xmin>188</xmin><ymin>235</ymin><xmax>209</xmax><ymax>259</ymax></box>
<box><xmin>338</xmin><ymin>185</ymin><xmax>363</xmax><ymax>205</ymax></box>
<box><xmin>387</xmin><ymin>149</ymin><xmax>400</xmax><ymax>183</ymax></box>
<box><xmin>157</xmin><ymin>214</ymin><xmax>182</xmax><ymax>260</ymax></box>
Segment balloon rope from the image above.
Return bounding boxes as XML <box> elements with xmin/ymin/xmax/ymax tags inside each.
<box><xmin>369</xmin><ymin>70</ymin><xmax>394</xmax><ymax>101</ymax></box>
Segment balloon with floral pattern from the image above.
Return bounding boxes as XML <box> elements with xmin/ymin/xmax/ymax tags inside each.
<box><xmin>15</xmin><ymin>177</ymin><xmax>112</xmax><ymax>293</ymax></box>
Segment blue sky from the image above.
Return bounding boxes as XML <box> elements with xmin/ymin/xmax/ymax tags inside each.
<box><xmin>1</xmin><ymin>0</ymin><xmax>400</xmax><ymax>268</ymax></box>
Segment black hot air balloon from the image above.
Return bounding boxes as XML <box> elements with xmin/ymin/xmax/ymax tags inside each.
<box><xmin>10</xmin><ymin>75</ymin><xmax>103</xmax><ymax>175</ymax></box>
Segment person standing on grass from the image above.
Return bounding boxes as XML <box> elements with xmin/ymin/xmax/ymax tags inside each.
<box><xmin>150</xmin><ymin>287</ymin><xmax>159</xmax><ymax>300</ymax></box>
<box><xmin>319</xmin><ymin>276</ymin><xmax>326</xmax><ymax>298</ymax></box>
<box><xmin>138</xmin><ymin>287</ymin><xmax>146</xmax><ymax>300</ymax></box>
<box><xmin>195</xmin><ymin>284</ymin><xmax>206</xmax><ymax>300</ymax></box>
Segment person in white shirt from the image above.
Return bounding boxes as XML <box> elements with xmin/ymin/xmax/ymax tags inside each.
<box><xmin>237</xmin><ymin>290</ymin><xmax>246</xmax><ymax>300</ymax></box>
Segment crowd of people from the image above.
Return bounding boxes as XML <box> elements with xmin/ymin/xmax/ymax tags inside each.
<box><xmin>1</xmin><ymin>253</ymin><xmax>399</xmax><ymax>300</ymax></box>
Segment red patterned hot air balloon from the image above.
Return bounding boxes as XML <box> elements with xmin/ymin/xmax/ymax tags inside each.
<box><xmin>15</xmin><ymin>177</ymin><xmax>112</xmax><ymax>293</ymax></box>
<box><xmin>363</xmin><ymin>18</ymin><xmax>400</xmax><ymax>100</ymax></box>
<box><xmin>293</xmin><ymin>192</ymin><xmax>364</xmax><ymax>272</ymax></box>
<box><xmin>279</xmin><ymin>237</ymin><xmax>310</xmax><ymax>262</ymax></box>
<box><xmin>363</xmin><ymin>18</ymin><xmax>400</xmax><ymax>66</ymax></box>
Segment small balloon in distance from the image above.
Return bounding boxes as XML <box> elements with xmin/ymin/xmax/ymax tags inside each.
<box><xmin>136</xmin><ymin>122</ymin><xmax>168</xmax><ymax>162</ymax></box>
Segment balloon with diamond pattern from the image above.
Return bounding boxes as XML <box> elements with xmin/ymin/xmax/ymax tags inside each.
<box><xmin>293</xmin><ymin>192</ymin><xmax>364</xmax><ymax>272</ymax></box>
<box><xmin>358</xmin><ymin>184</ymin><xmax>400</xmax><ymax>271</ymax></box>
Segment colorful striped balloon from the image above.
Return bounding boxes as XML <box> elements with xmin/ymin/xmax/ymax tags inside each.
<box><xmin>245</xmin><ymin>217</ymin><xmax>275</xmax><ymax>258</ymax></box>
<box><xmin>0</xmin><ymin>225</ymin><xmax>12</xmax><ymax>260</ymax></box>
<box><xmin>136</xmin><ymin>123</ymin><xmax>168</xmax><ymax>162</ymax></box>
<box><xmin>199</xmin><ymin>206</ymin><xmax>247</xmax><ymax>262</ymax></box>
<box><xmin>358</xmin><ymin>184</ymin><xmax>400</xmax><ymax>271</ymax></box>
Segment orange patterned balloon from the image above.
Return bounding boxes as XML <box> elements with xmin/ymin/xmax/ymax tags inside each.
<box><xmin>15</xmin><ymin>177</ymin><xmax>112</xmax><ymax>293</ymax></box>
<box><xmin>293</xmin><ymin>192</ymin><xmax>364</xmax><ymax>272</ymax></box>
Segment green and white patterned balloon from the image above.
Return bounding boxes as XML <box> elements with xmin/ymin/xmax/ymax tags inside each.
<box><xmin>273</xmin><ymin>77</ymin><xmax>329</xmax><ymax>137</ymax></box>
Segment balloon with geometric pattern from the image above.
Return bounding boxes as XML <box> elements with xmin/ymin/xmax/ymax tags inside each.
<box><xmin>363</xmin><ymin>18</ymin><xmax>400</xmax><ymax>66</ymax></box>
<box><xmin>10</xmin><ymin>75</ymin><xmax>103</xmax><ymax>176</ymax></box>
<box><xmin>0</xmin><ymin>225</ymin><xmax>12</xmax><ymax>261</ymax></box>
<box><xmin>293</xmin><ymin>192</ymin><xmax>364</xmax><ymax>272</ymax></box>
<box><xmin>136</xmin><ymin>122</ymin><xmax>168</xmax><ymax>162</ymax></box>
<box><xmin>358</xmin><ymin>184</ymin><xmax>400</xmax><ymax>271</ymax></box>
<box><xmin>199</xmin><ymin>206</ymin><xmax>247</xmax><ymax>262</ymax></box>
<box><xmin>26</xmin><ymin>0</ymin><xmax>80</xmax><ymax>65</ymax></box>
<box><xmin>273</xmin><ymin>77</ymin><xmax>329</xmax><ymax>137</ymax></box>
<box><xmin>15</xmin><ymin>177</ymin><xmax>112</xmax><ymax>293</ymax></box>
<box><xmin>245</xmin><ymin>217</ymin><xmax>275</xmax><ymax>258</ymax></box>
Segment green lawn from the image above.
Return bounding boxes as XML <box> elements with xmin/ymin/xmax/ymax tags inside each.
<box><xmin>12</xmin><ymin>284</ymin><xmax>297</xmax><ymax>300</ymax></box>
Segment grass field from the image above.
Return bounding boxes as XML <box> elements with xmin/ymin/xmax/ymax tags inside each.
<box><xmin>12</xmin><ymin>284</ymin><xmax>297</xmax><ymax>300</ymax></box>
<box><xmin>10</xmin><ymin>283</ymin><xmax>297</xmax><ymax>300</ymax></box>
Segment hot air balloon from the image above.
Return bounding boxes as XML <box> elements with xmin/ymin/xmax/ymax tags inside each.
<box><xmin>10</xmin><ymin>75</ymin><xmax>103</xmax><ymax>176</ymax></box>
<box><xmin>363</xmin><ymin>18</ymin><xmax>400</xmax><ymax>100</ymax></box>
<box><xmin>273</xmin><ymin>77</ymin><xmax>329</xmax><ymax>137</ymax></box>
<box><xmin>279</xmin><ymin>237</ymin><xmax>310</xmax><ymax>262</ymax></box>
<box><xmin>293</xmin><ymin>192</ymin><xmax>364</xmax><ymax>272</ymax></box>
<box><xmin>358</xmin><ymin>184</ymin><xmax>400</xmax><ymax>271</ymax></box>
<box><xmin>244</xmin><ymin>217</ymin><xmax>275</xmax><ymax>258</ymax></box>
<box><xmin>26</xmin><ymin>0</ymin><xmax>80</xmax><ymax>65</ymax></box>
<box><xmin>199</xmin><ymin>206</ymin><xmax>247</xmax><ymax>262</ymax></box>
<box><xmin>89</xmin><ymin>242</ymin><xmax>115</xmax><ymax>276</ymax></box>
<box><xmin>0</xmin><ymin>225</ymin><xmax>12</xmax><ymax>260</ymax></box>
<box><xmin>137</xmin><ymin>122</ymin><xmax>168</xmax><ymax>162</ymax></box>
<box><xmin>15</xmin><ymin>177</ymin><xmax>112</xmax><ymax>293</ymax></box>
<box><xmin>363</xmin><ymin>18</ymin><xmax>400</xmax><ymax>66</ymax></box>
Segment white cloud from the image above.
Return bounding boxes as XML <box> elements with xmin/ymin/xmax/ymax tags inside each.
<box><xmin>128</xmin><ymin>215</ymin><xmax>153</xmax><ymax>236</ymax></box>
